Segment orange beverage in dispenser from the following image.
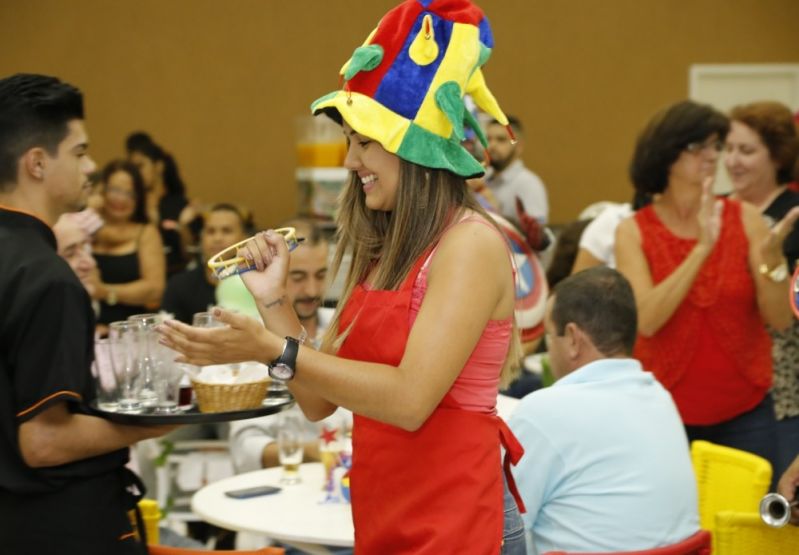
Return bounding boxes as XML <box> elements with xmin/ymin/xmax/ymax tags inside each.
<box><xmin>297</xmin><ymin>142</ymin><xmax>346</xmax><ymax>167</ymax></box>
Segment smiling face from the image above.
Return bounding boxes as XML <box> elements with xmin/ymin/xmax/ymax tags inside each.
<box><xmin>102</xmin><ymin>170</ymin><xmax>138</xmax><ymax>222</ymax></box>
<box><xmin>342</xmin><ymin>122</ymin><xmax>401</xmax><ymax>212</ymax></box>
<box><xmin>724</xmin><ymin>120</ymin><xmax>779</xmax><ymax>200</ymax></box>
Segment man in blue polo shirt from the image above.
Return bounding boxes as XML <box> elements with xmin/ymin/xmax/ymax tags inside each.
<box><xmin>509</xmin><ymin>267</ymin><xmax>699</xmax><ymax>554</ymax></box>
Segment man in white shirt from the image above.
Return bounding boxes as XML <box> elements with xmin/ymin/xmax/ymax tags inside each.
<box><xmin>509</xmin><ymin>267</ymin><xmax>699</xmax><ymax>554</ymax></box>
<box><xmin>485</xmin><ymin>116</ymin><xmax>549</xmax><ymax>224</ymax></box>
<box><xmin>571</xmin><ymin>202</ymin><xmax>634</xmax><ymax>273</ymax></box>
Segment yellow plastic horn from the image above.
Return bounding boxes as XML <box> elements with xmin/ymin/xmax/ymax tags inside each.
<box><xmin>207</xmin><ymin>227</ymin><xmax>304</xmax><ymax>280</ymax></box>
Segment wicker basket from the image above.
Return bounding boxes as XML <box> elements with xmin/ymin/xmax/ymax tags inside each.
<box><xmin>191</xmin><ymin>378</ymin><xmax>270</xmax><ymax>413</ymax></box>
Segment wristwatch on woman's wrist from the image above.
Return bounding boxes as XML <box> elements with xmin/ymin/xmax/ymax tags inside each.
<box><xmin>759</xmin><ymin>261</ymin><xmax>788</xmax><ymax>283</ymax></box>
<box><xmin>268</xmin><ymin>336</ymin><xmax>300</xmax><ymax>381</ymax></box>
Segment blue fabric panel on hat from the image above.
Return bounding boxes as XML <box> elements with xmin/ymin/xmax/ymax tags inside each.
<box><xmin>478</xmin><ymin>15</ymin><xmax>494</xmax><ymax>48</ymax></box>
<box><xmin>373</xmin><ymin>12</ymin><xmax>453</xmax><ymax>120</ymax></box>
<box><xmin>416</xmin><ymin>0</ymin><xmax>436</xmax><ymax>7</ymax></box>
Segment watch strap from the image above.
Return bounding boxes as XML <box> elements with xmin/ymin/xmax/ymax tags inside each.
<box><xmin>271</xmin><ymin>336</ymin><xmax>299</xmax><ymax>373</ymax></box>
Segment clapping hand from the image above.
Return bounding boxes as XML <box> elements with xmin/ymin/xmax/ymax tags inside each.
<box><xmin>697</xmin><ymin>177</ymin><xmax>723</xmax><ymax>251</ymax></box>
<box><xmin>760</xmin><ymin>206</ymin><xmax>799</xmax><ymax>267</ymax></box>
<box><xmin>777</xmin><ymin>455</ymin><xmax>799</xmax><ymax>526</ymax></box>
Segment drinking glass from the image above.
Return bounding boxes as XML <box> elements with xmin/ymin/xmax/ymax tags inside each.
<box><xmin>128</xmin><ymin>313</ymin><xmax>161</xmax><ymax>407</ymax></box>
<box><xmin>108</xmin><ymin>320</ymin><xmax>142</xmax><ymax>412</ymax></box>
<box><xmin>277</xmin><ymin>415</ymin><xmax>304</xmax><ymax>485</ymax></box>
<box><xmin>92</xmin><ymin>338</ymin><xmax>119</xmax><ymax>411</ymax></box>
<box><xmin>152</xmin><ymin>339</ymin><xmax>185</xmax><ymax>414</ymax></box>
<box><xmin>192</xmin><ymin>311</ymin><xmax>223</xmax><ymax>328</ymax></box>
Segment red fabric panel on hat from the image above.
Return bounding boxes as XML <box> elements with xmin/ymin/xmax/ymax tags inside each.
<box><xmin>347</xmin><ymin>1</ymin><xmax>424</xmax><ymax>98</ymax></box>
<box><xmin>426</xmin><ymin>0</ymin><xmax>485</xmax><ymax>26</ymax></box>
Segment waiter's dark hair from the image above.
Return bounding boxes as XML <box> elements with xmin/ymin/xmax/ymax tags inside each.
<box><xmin>552</xmin><ymin>267</ymin><xmax>638</xmax><ymax>356</ymax></box>
<box><xmin>0</xmin><ymin>73</ymin><xmax>84</xmax><ymax>191</ymax></box>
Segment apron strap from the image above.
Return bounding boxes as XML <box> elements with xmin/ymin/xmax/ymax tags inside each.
<box><xmin>497</xmin><ymin>417</ymin><xmax>527</xmax><ymax>514</ymax></box>
<box><xmin>121</xmin><ymin>467</ymin><xmax>149</xmax><ymax>546</ymax></box>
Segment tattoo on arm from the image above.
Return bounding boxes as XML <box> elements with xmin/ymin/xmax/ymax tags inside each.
<box><xmin>261</xmin><ymin>295</ymin><xmax>286</xmax><ymax>309</ymax></box>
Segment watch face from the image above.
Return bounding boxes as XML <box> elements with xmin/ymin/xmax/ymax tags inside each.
<box><xmin>269</xmin><ymin>363</ymin><xmax>294</xmax><ymax>381</ymax></box>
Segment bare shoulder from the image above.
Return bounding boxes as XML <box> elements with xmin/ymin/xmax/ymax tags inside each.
<box><xmin>616</xmin><ymin>215</ymin><xmax>641</xmax><ymax>243</ymax></box>
<box><xmin>439</xmin><ymin>214</ymin><xmax>508</xmax><ymax>260</ymax></box>
<box><xmin>430</xmin><ymin>213</ymin><xmax>512</xmax><ymax>280</ymax></box>
<box><xmin>141</xmin><ymin>223</ymin><xmax>164</xmax><ymax>244</ymax></box>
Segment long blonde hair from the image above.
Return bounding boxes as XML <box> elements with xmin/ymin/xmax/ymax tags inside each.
<box><xmin>322</xmin><ymin>159</ymin><xmax>522</xmax><ymax>386</ymax></box>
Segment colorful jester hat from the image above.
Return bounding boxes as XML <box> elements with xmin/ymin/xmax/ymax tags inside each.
<box><xmin>311</xmin><ymin>0</ymin><xmax>513</xmax><ymax>178</ymax></box>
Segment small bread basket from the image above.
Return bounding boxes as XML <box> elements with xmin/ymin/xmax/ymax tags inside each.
<box><xmin>191</xmin><ymin>378</ymin><xmax>270</xmax><ymax>413</ymax></box>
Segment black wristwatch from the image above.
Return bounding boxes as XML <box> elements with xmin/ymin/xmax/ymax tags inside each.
<box><xmin>269</xmin><ymin>336</ymin><xmax>300</xmax><ymax>381</ymax></box>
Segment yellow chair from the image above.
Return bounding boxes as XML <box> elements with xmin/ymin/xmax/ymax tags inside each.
<box><xmin>690</xmin><ymin>440</ymin><xmax>771</xmax><ymax>532</ymax></box>
<box><xmin>714</xmin><ymin>511</ymin><xmax>799</xmax><ymax>554</ymax></box>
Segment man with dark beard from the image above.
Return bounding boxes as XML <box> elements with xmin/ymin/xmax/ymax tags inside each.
<box><xmin>485</xmin><ymin>115</ymin><xmax>549</xmax><ymax>224</ymax></box>
<box><xmin>280</xmin><ymin>218</ymin><xmax>331</xmax><ymax>344</ymax></box>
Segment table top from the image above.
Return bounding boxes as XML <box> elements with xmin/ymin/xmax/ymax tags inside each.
<box><xmin>192</xmin><ymin>462</ymin><xmax>354</xmax><ymax>548</ymax></box>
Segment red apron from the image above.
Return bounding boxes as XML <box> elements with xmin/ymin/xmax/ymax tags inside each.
<box><xmin>337</xmin><ymin>251</ymin><xmax>525</xmax><ymax>554</ymax></box>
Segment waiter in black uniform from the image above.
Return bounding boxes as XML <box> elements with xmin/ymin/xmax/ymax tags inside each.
<box><xmin>0</xmin><ymin>74</ymin><xmax>176</xmax><ymax>554</ymax></box>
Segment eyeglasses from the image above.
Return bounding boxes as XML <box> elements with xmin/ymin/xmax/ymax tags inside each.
<box><xmin>105</xmin><ymin>186</ymin><xmax>136</xmax><ymax>199</ymax></box>
<box><xmin>685</xmin><ymin>139</ymin><xmax>723</xmax><ymax>154</ymax></box>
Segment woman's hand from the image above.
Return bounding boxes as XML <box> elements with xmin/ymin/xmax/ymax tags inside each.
<box><xmin>777</xmin><ymin>454</ymin><xmax>799</xmax><ymax>526</ymax></box>
<box><xmin>697</xmin><ymin>176</ymin><xmax>723</xmax><ymax>251</ymax></box>
<box><xmin>156</xmin><ymin>308</ymin><xmax>279</xmax><ymax>366</ymax></box>
<box><xmin>760</xmin><ymin>206</ymin><xmax>799</xmax><ymax>268</ymax></box>
<box><xmin>238</xmin><ymin>230</ymin><xmax>292</xmax><ymax>305</ymax></box>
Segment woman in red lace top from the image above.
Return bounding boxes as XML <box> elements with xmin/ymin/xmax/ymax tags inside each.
<box><xmin>615</xmin><ymin>100</ymin><xmax>799</xmax><ymax>466</ymax></box>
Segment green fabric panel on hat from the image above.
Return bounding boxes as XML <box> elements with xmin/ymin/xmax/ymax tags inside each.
<box><xmin>478</xmin><ymin>43</ymin><xmax>492</xmax><ymax>67</ymax></box>
<box><xmin>311</xmin><ymin>91</ymin><xmax>339</xmax><ymax>112</ymax></box>
<box><xmin>435</xmin><ymin>82</ymin><xmax>466</xmax><ymax>142</ymax></box>
<box><xmin>397</xmin><ymin>122</ymin><xmax>485</xmax><ymax>178</ymax></box>
<box><xmin>463</xmin><ymin>107</ymin><xmax>488</xmax><ymax>148</ymax></box>
<box><xmin>343</xmin><ymin>44</ymin><xmax>384</xmax><ymax>82</ymax></box>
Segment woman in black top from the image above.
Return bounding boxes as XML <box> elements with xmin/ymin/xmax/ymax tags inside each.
<box><xmin>93</xmin><ymin>160</ymin><xmax>165</xmax><ymax>327</ymax></box>
<box><xmin>725</xmin><ymin>100</ymin><xmax>799</xmax><ymax>481</ymax></box>
<box><xmin>129</xmin><ymin>140</ymin><xmax>200</xmax><ymax>275</ymax></box>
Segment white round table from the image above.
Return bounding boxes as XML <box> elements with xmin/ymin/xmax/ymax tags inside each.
<box><xmin>192</xmin><ymin>462</ymin><xmax>353</xmax><ymax>554</ymax></box>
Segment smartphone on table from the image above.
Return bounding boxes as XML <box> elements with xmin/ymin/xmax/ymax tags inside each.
<box><xmin>224</xmin><ymin>485</ymin><xmax>282</xmax><ymax>499</ymax></box>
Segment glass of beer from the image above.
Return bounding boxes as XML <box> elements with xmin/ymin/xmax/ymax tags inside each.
<box><xmin>277</xmin><ymin>416</ymin><xmax>304</xmax><ymax>485</ymax></box>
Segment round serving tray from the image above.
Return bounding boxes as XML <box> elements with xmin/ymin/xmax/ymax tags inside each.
<box><xmin>87</xmin><ymin>396</ymin><xmax>294</xmax><ymax>425</ymax></box>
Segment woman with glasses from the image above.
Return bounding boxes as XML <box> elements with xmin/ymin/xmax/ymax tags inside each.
<box><xmin>615</xmin><ymin>100</ymin><xmax>798</xmax><ymax>468</ymax></box>
<box><xmin>725</xmin><ymin>101</ymin><xmax>799</xmax><ymax>479</ymax></box>
<box><xmin>93</xmin><ymin>160</ymin><xmax>165</xmax><ymax>329</ymax></box>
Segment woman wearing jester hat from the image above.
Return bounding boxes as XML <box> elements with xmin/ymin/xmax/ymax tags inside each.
<box><xmin>159</xmin><ymin>1</ymin><xmax>527</xmax><ymax>552</ymax></box>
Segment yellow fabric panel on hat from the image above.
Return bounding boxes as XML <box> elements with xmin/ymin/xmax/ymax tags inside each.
<box><xmin>413</xmin><ymin>22</ymin><xmax>480</xmax><ymax>139</ymax></box>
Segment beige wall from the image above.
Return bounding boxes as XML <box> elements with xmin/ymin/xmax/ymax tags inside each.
<box><xmin>2</xmin><ymin>0</ymin><xmax>798</xmax><ymax>225</ymax></box>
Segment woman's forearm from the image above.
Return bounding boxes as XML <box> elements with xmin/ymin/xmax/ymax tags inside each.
<box><xmin>636</xmin><ymin>244</ymin><xmax>711</xmax><ymax>336</ymax></box>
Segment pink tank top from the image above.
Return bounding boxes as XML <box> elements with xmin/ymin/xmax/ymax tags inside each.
<box><xmin>409</xmin><ymin>214</ymin><xmax>514</xmax><ymax>414</ymax></box>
